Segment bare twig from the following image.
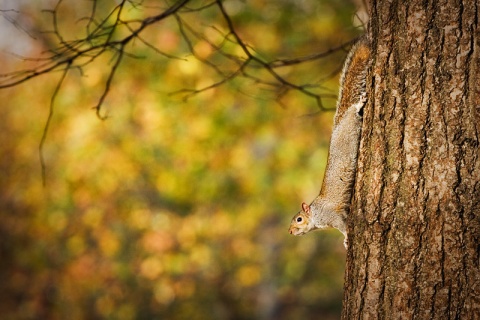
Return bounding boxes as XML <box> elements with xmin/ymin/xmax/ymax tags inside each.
<box><xmin>169</xmin><ymin>61</ymin><xmax>248</xmax><ymax>100</ymax></box>
<box><xmin>267</xmin><ymin>38</ymin><xmax>359</xmax><ymax>68</ymax></box>
<box><xmin>39</xmin><ymin>61</ymin><xmax>71</xmax><ymax>186</ymax></box>
<box><xmin>0</xmin><ymin>0</ymin><xmax>363</xmax><ymax>183</ymax></box>
<box><xmin>93</xmin><ymin>47</ymin><xmax>124</xmax><ymax>119</ymax></box>
<box><xmin>0</xmin><ymin>9</ymin><xmax>38</xmax><ymax>39</ymax></box>
<box><xmin>0</xmin><ymin>0</ymin><xmax>191</xmax><ymax>108</ymax></box>
<box><xmin>174</xmin><ymin>14</ymin><xmax>234</xmax><ymax>78</ymax></box>
<box><xmin>1</xmin><ymin>0</ymin><xmax>355</xmax><ymax>110</ymax></box>
<box><xmin>215</xmin><ymin>0</ymin><xmax>330</xmax><ymax>109</ymax></box>
<box><xmin>124</xmin><ymin>23</ymin><xmax>185</xmax><ymax>60</ymax></box>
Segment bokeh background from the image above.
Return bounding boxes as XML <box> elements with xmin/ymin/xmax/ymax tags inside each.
<box><xmin>0</xmin><ymin>1</ymin><xmax>362</xmax><ymax>319</ymax></box>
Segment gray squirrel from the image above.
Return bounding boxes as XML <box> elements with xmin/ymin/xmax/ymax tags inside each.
<box><xmin>288</xmin><ymin>38</ymin><xmax>371</xmax><ymax>248</ymax></box>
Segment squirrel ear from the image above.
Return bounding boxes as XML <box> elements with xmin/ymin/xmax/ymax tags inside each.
<box><xmin>302</xmin><ymin>202</ymin><xmax>310</xmax><ymax>214</ymax></box>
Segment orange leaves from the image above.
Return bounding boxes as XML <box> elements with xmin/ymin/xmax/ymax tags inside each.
<box><xmin>140</xmin><ymin>256</ymin><xmax>164</xmax><ymax>279</ymax></box>
<box><xmin>142</xmin><ymin>230</ymin><xmax>175</xmax><ymax>254</ymax></box>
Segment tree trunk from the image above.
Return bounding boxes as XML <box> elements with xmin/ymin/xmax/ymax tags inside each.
<box><xmin>343</xmin><ymin>0</ymin><xmax>480</xmax><ymax>319</ymax></box>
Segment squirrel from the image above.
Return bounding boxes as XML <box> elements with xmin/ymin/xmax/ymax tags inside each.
<box><xmin>288</xmin><ymin>38</ymin><xmax>371</xmax><ymax>248</ymax></box>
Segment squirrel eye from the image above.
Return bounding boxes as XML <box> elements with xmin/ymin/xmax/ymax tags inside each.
<box><xmin>296</xmin><ymin>217</ymin><xmax>302</xmax><ymax>223</ymax></box>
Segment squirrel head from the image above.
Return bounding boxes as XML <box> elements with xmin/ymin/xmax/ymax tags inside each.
<box><xmin>288</xmin><ymin>202</ymin><xmax>316</xmax><ymax>235</ymax></box>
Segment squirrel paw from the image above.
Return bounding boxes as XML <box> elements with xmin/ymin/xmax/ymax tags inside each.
<box><xmin>343</xmin><ymin>236</ymin><xmax>348</xmax><ymax>249</ymax></box>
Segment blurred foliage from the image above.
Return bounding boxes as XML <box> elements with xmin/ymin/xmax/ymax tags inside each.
<box><xmin>0</xmin><ymin>0</ymin><xmax>362</xmax><ymax>319</ymax></box>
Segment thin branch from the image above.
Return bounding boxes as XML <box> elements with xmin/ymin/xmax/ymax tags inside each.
<box><xmin>39</xmin><ymin>61</ymin><xmax>71</xmax><ymax>186</ymax></box>
<box><xmin>1</xmin><ymin>0</ymin><xmax>355</xmax><ymax>114</ymax></box>
<box><xmin>214</xmin><ymin>0</ymin><xmax>251</xmax><ymax>56</ymax></box>
<box><xmin>215</xmin><ymin>0</ymin><xmax>330</xmax><ymax>109</ymax></box>
<box><xmin>85</xmin><ymin>1</ymin><xmax>124</xmax><ymax>43</ymax></box>
<box><xmin>104</xmin><ymin>0</ymin><xmax>126</xmax><ymax>46</ymax></box>
<box><xmin>169</xmin><ymin>61</ymin><xmax>248</xmax><ymax>100</ymax></box>
<box><xmin>0</xmin><ymin>0</ymin><xmax>191</xmax><ymax>116</ymax></box>
<box><xmin>128</xmin><ymin>0</ymin><xmax>191</xmax><ymax>40</ymax></box>
<box><xmin>85</xmin><ymin>0</ymin><xmax>98</xmax><ymax>36</ymax></box>
<box><xmin>166</xmin><ymin>0</ymin><xmax>352</xmax><ymax>108</ymax></box>
<box><xmin>0</xmin><ymin>9</ymin><xmax>37</xmax><ymax>39</ymax></box>
<box><xmin>180</xmin><ymin>1</ymin><xmax>217</xmax><ymax>12</ymax></box>
<box><xmin>267</xmin><ymin>38</ymin><xmax>358</xmax><ymax>68</ymax></box>
<box><xmin>0</xmin><ymin>0</ymin><xmax>363</xmax><ymax>185</ymax></box>
<box><xmin>205</xmin><ymin>24</ymin><xmax>249</xmax><ymax>62</ymax></box>
<box><xmin>124</xmin><ymin>23</ymin><xmax>185</xmax><ymax>60</ymax></box>
<box><xmin>93</xmin><ymin>46</ymin><xmax>124</xmax><ymax>119</ymax></box>
<box><xmin>174</xmin><ymin>14</ymin><xmax>232</xmax><ymax>77</ymax></box>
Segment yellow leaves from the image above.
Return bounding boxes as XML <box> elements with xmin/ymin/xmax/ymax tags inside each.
<box><xmin>154</xmin><ymin>281</ymin><xmax>175</xmax><ymax>305</ymax></box>
<box><xmin>244</xmin><ymin>23</ymin><xmax>281</xmax><ymax>53</ymax></box>
<box><xmin>140</xmin><ymin>256</ymin><xmax>164</xmax><ymax>280</ymax></box>
<box><xmin>189</xmin><ymin>244</ymin><xmax>212</xmax><ymax>270</ymax></box>
<box><xmin>98</xmin><ymin>229</ymin><xmax>120</xmax><ymax>257</ymax></box>
<box><xmin>67</xmin><ymin>235</ymin><xmax>86</xmax><ymax>256</ymax></box>
<box><xmin>230</xmin><ymin>142</ymin><xmax>252</xmax><ymax>171</ymax></box>
<box><xmin>176</xmin><ymin>58</ymin><xmax>201</xmax><ymax>76</ymax></box>
<box><xmin>0</xmin><ymin>1</ymin><xmax>360</xmax><ymax>317</ymax></box>
<box><xmin>177</xmin><ymin>221</ymin><xmax>198</xmax><ymax>249</ymax></box>
<box><xmin>194</xmin><ymin>41</ymin><xmax>213</xmax><ymax>60</ymax></box>
<box><xmin>2</xmin><ymin>67</ymin><xmax>344</xmax><ymax>316</ymax></box>
<box><xmin>116</xmin><ymin>303</ymin><xmax>135</xmax><ymax>320</ymax></box>
<box><xmin>231</xmin><ymin>237</ymin><xmax>257</xmax><ymax>259</ymax></box>
<box><xmin>223</xmin><ymin>0</ymin><xmax>246</xmax><ymax>16</ymax></box>
<box><xmin>189</xmin><ymin>117</ymin><xmax>212</xmax><ymax>140</ymax></box>
<box><xmin>82</xmin><ymin>67</ymin><xmax>104</xmax><ymax>88</ymax></box>
<box><xmin>151</xmin><ymin>211</ymin><xmax>173</xmax><ymax>231</ymax></box>
<box><xmin>155</xmin><ymin>29</ymin><xmax>180</xmax><ymax>52</ymax></box>
<box><xmin>310</xmin><ymin>7</ymin><xmax>337</xmax><ymax>36</ymax></box>
<box><xmin>173</xmin><ymin>279</ymin><xmax>196</xmax><ymax>299</ymax></box>
<box><xmin>47</xmin><ymin>210</ymin><xmax>67</xmax><ymax>232</ymax></box>
<box><xmin>96</xmin><ymin>295</ymin><xmax>115</xmax><ymax>318</ymax></box>
<box><xmin>82</xmin><ymin>208</ymin><xmax>103</xmax><ymax>228</ymax></box>
<box><xmin>127</xmin><ymin>208</ymin><xmax>151</xmax><ymax>230</ymax></box>
<box><xmin>235</xmin><ymin>264</ymin><xmax>261</xmax><ymax>287</ymax></box>
<box><xmin>141</xmin><ymin>231</ymin><xmax>174</xmax><ymax>253</ymax></box>
<box><xmin>209</xmin><ymin>211</ymin><xmax>231</xmax><ymax>237</ymax></box>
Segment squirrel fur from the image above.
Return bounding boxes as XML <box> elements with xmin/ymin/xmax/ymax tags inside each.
<box><xmin>288</xmin><ymin>38</ymin><xmax>371</xmax><ymax>248</ymax></box>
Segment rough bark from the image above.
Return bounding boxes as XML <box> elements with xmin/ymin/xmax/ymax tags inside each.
<box><xmin>343</xmin><ymin>0</ymin><xmax>480</xmax><ymax>319</ymax></box>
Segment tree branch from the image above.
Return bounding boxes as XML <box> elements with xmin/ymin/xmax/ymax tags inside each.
<box><xmin>93</xmin><ymin>46</ymin><xmax>124</xmax><ymax>119</ymax></box>
<box><xmin>39</xmin><ymin>61</ymin><xmax>71</xmax><ymax>186</ymax></box>
<box><xmin>0</xmin><ymin>0</ymin><xmax>362</xmax><ymax>182</ymax></box>
<box><xmin>1</xmin><ymin>0</ymin><xmax>357</xmax><ymax>112</ymax></box>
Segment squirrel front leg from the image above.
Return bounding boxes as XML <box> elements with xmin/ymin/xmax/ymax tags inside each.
<box><xmin>288</xmin><ymin>38</ymin><xmax>371</xmax><ymax>248</ymax></box>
